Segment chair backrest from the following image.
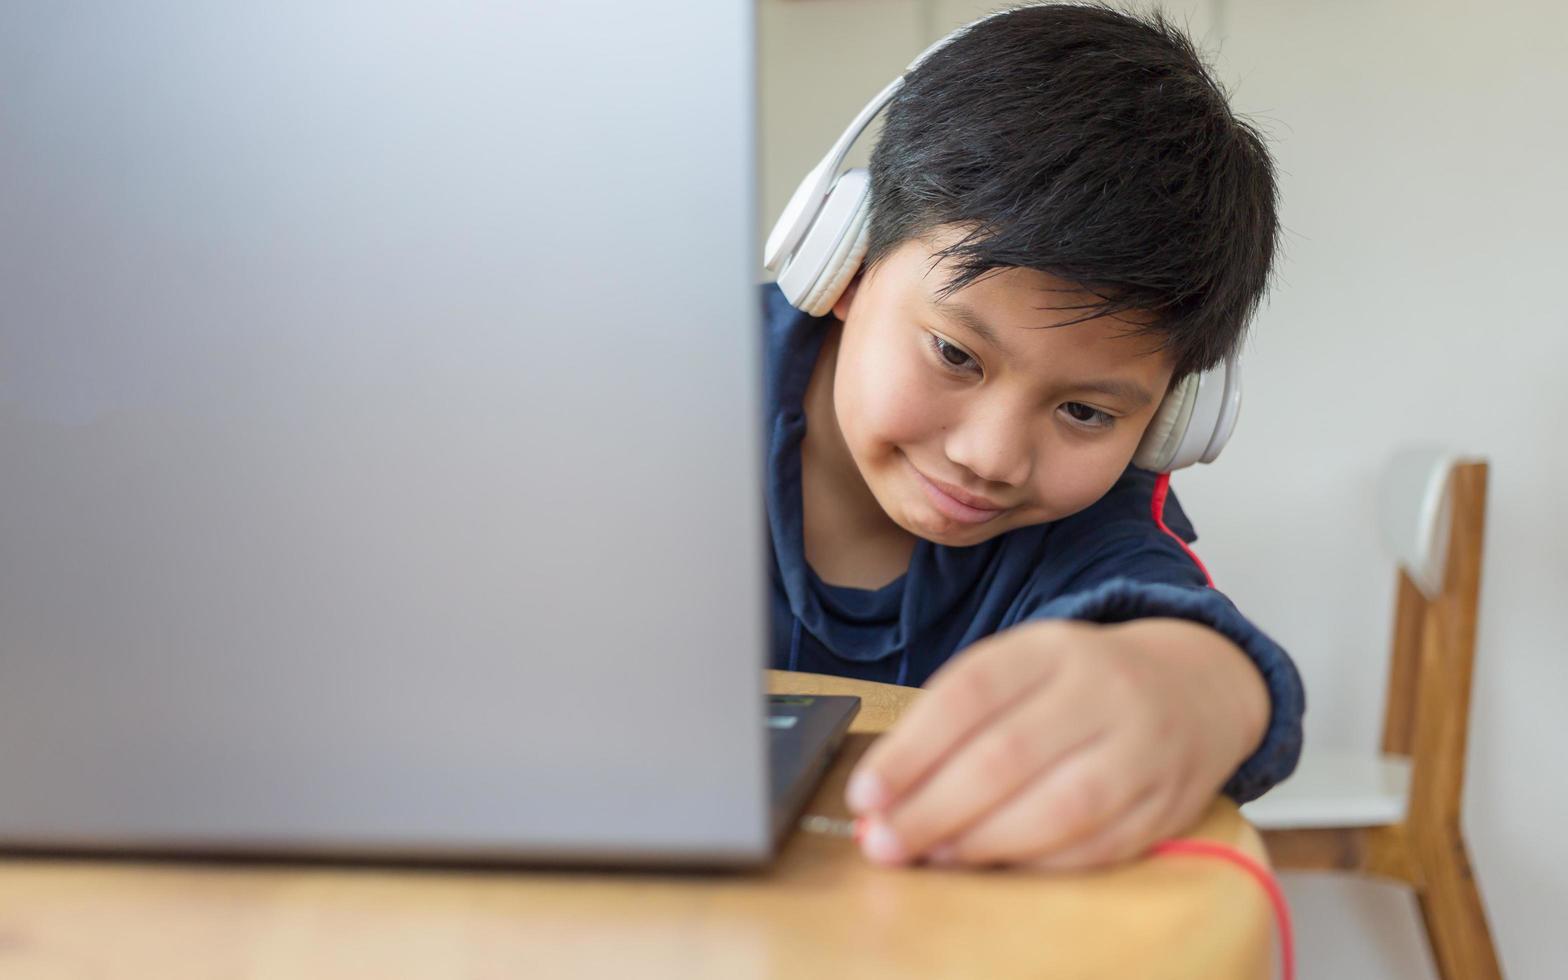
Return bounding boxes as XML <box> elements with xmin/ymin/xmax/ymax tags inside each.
<box><xmin>1376</xmin><ymin>450</ymin><xmax>1490</xmax><ymax>827</ymax></box>
<box><xmin>1377</xmin><ymin>449</ymin><xmax>1460</xmax><ymax>599</ymax></box>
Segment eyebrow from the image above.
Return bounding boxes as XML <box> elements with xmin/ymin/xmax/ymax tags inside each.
<box><xmin>934</xmin><ymin>298</ymin><xmax>1016</xmax><ymax>359</ymax></box>
<box><xmin>1067</xmin><ymin>378</ymin><xmax>1156</xmax><ymax>410</ymax></box>
<box><xmin>932</xmin><ymin>298</ymin><xmax>1156</xmax><ymax>410</ymax></box>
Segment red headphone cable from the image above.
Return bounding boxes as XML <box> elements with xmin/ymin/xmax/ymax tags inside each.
<box><xmin>1151</xmin><ymin>837</ymin><xmax>1295</xmax><ymax>980</ymax></box>
<box><xmin>1149</xmin><ymin>470</ymin><xmax>1293</xmax><ymax>977</ymax></box>
<box><xmin>1151</xmin><ymin>471</ymin><xmax>1215</xmax><ymax>587</ymax></box>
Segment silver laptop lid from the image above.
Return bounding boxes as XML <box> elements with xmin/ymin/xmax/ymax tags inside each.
<box><xmin>0</xmin><ymin>2</ymin><xmax>768</xmax><ymax>863</ymax></box>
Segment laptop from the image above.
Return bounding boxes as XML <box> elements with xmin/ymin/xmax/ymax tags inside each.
<box><xmin>0</xmin><ymin>2</ymin><xmax>856</xmax><ymax>866</ymax></box>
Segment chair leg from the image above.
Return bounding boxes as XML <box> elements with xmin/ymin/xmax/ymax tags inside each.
<box><xmin>1413</xmin><ymin>833</ymin><xmax>1504</xmax><ymax>980</ymax></box>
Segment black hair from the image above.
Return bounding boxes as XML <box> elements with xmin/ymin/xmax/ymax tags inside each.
<box><xmin>863</xmin><ymin>2</ymin><xmax>1279</xmax><ymax>379</ymax></box>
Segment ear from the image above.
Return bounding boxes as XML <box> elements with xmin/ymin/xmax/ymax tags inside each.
<box><xmin>830</xmin><ymin>272</ymin><xmax>863</xmax><ymax>322</ymax></box>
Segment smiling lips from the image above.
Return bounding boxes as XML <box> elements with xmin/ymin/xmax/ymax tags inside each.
<box><xmin>908</xmin><ymin>462</ymin><xmax>1011</xmax><ymax>525</ymax></box>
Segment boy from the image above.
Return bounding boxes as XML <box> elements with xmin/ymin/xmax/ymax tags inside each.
<box><xmin>763</xmin><ymin>4</ymin><xmax>1305</xmax><ymax>870</ymax></box>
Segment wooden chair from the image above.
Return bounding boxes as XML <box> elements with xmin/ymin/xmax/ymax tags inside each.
<box><xmin>1239</xmin><ymin>451</ymin><xmax>1504</xmax><ymax>980</ymax></box>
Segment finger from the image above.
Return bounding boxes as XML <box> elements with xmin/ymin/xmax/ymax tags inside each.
<box><xmin>937</xmin><ymin>741</ymin><xmax>1146</xmax><ymax>866</ymax></box>
<box><xmin>1020</xmin><ymin>788</ymin><xmax>1170</xmax><ymax>872</ymax></box>
<box><xmin>874</xmin><ymin>684</ymin><xmax>1108</xmax><ymax>861</ymax></box>
<box><xmin>847</xmin><ymin>625</ymin><xmax>1073</xmax><ymax>816</ymax></box>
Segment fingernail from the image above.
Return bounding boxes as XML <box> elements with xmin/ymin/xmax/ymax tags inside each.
<box><xmin>860</xmin><ymin>820</ymin><xmax>907</xmax><ymax>865</ymax></box>
<box><xmin>926</xmin><ymin>843</ymin><xmax>958</xmax><ymax>867</ymax></box>
<box><xmin>846</xmin><ymin>770</ymin><xmax>888</xmax><ymax>814</ymax></box>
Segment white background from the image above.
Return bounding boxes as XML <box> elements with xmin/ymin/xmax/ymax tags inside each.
<box><xmin>762</xmin><ymin>1</ymin><xmax>1568</xmax><ymax>976</ymax></box>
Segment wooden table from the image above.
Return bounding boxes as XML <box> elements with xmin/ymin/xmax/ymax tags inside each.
<box><xmin>0</xmin><ymin>671</ymin><xmax>1275</xmax><ymax>979</ymax></box>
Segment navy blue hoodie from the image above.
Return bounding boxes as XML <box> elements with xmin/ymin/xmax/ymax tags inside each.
<box><xmin>761</xmin><ymin>283</ymin><xmax>1303</xmax><ymax>802</ymax></box>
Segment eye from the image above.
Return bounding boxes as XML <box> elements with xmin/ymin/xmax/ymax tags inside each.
<box><xmin>1061</xmin><ymin>402</ymin><xmax>1114</xmax><ymax>429</ymax></box>
<box><xmin>927</xmin><ymin>334</ymin><xmax>979</xmax><ymax>375</ymax></box>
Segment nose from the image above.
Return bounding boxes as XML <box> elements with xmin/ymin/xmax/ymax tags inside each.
<box><xmin>943</xmin><ymin>400</ymin><xmax>1034</xmax><ymax>489</ymax></box>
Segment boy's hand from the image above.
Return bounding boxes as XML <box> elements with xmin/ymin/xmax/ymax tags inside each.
<box><xmin>845</xmin><ymin>618</ymin><xmax>1268</xmax><ymax>871</ymax></box>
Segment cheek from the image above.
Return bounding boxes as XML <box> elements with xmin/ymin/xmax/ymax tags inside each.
<box><xmin>835</xmin><ymin>328</ymin><xmax>946</xmax><ymax>453</ymax></box>
<box><xmin>1041</xmin><ymin>460</ymin><xmax>1120</xmax><ymax>512</ymax></box>
<box><xmin>1030</xmin><ymin>434</ymin><xmax>1144</xmax><ymax>519</ymax></box>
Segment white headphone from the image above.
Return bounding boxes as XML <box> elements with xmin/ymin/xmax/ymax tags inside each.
<box><xmin>763</xmin><ymin>17</ymin><xmax>1242</xmax><ymax>473</ymax></box>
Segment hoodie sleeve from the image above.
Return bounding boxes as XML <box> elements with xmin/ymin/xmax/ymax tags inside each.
<box><xmin>1015</xmin><ymin>471</ymin><xmax>1305</xmax><ymax>803</ymax></box>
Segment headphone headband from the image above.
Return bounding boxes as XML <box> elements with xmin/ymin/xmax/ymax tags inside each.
<box><xmin>763</xmin><ymin>76</ymin><xmax>901</xmax><ymax>274</ymax></box>
<box><xmin>764</xmin><ymin>19</ymin><xmax>990</xmax><ymax>274</ymax></box>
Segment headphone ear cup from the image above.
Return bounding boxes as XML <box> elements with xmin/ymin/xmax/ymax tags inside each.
<box><xmin>1133</xmin><ymin>374</ymin><xmax>1199</xmax><ymax>472</ymax></box>
<box><xmin>775</xmin><ymin>169</ymin><xmax>871</xmax><ymax>316</ymax></box>
<box><xmin>798</xmin><ymin>189</ymin><xmax>871</xmax><ymax>316</ymax></box>
<box><xmin>1134</xmin><ymin>357</ymin><xmax>1243</xmax><ymax>472</ymax></box>
<box><xmin>1170</xmin><ymin>355</ymin><xmax>1242</xmax><ymax>469</ymax></box>
<box><xmin>764</xmin><ymin>160</ymin><xmax>828</xmax><ymax>275</ymax></box>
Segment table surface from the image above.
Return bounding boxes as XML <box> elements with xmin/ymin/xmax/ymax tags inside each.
<box><xmin>0</xmin><ymin>670</ymin><xmax>1274</xmax><ymax>980</ymax></box>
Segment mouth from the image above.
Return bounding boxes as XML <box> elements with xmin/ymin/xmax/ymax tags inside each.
<box><xmin>907</xmin><ymin>461</ymin><xmax>1011</xmax><ymax>526</ymax></box>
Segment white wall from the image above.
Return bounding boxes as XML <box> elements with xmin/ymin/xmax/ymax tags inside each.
<box><xmin>762</xmin><ymin>1</ymin><xmax>1568</xmax><ymax>977</ymax></box>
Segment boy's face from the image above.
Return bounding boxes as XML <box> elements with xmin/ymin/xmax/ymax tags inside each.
<box><xmin>828</xmin><ymin>227</ymin><xmax>1177</xmax><ymax>548</ymax></box>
